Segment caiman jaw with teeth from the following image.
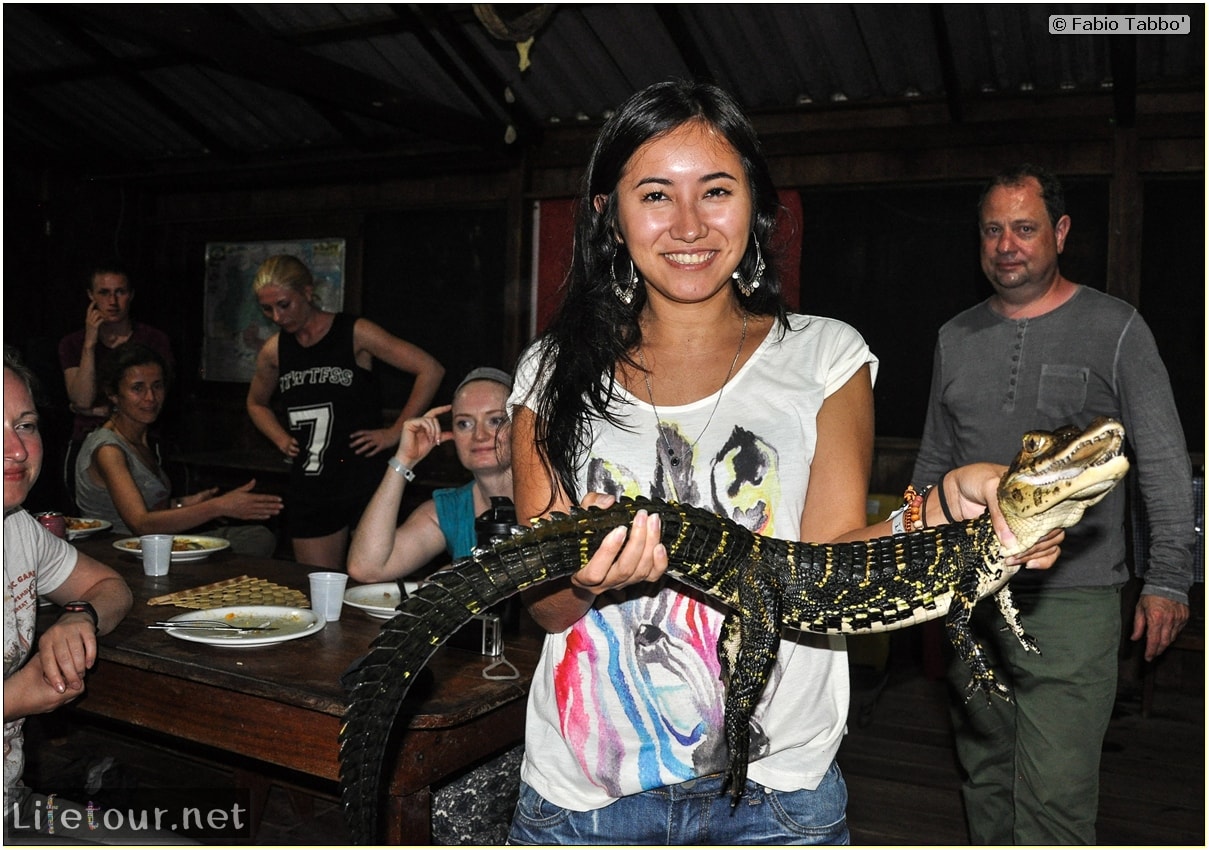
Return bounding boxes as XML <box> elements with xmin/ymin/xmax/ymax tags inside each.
<box><xmin>997</xmin><ymin>417</ymin><xmax>1129</xmax><ymax>553</ymax></box>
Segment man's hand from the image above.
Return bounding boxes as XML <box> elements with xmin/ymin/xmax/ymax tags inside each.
<box><xmin>3</xmin><ymin>655</ymin><xmax>85</xmax><ymax>722</ymax></box>
<box><xmin>1132</xmin><ymin>593</ymin><xmax>1190</xmax><ymax>662</ymax></box>
<box><xmin>82</xmin><ymin>301</ymin><xmax>105</xmax><ymax>347</ymax></box>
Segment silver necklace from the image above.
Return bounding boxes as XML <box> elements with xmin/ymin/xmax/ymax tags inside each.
<box><xmin>637</xmin><ymin>313</ymin><xmax>748</xmax><ymax>468</ymax></box>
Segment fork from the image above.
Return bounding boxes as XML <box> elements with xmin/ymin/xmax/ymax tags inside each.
<box><xmin>148</xmin><ymin>619</ymin><xmax>277</xmax><ymax>632</ymax></box>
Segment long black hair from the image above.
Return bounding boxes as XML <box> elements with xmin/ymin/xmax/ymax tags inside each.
<box><xmin>529</xmin><ymin>80</ymin><xmax>791</xmax><ymax>506</ymax></box>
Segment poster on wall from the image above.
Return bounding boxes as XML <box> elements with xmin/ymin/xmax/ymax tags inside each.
<box><xmin>202</xmin><ymin>238</ymin><xmax>345</xmax><ymax>382</ymax></box>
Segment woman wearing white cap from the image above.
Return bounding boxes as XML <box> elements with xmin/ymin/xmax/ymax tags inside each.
<box><xmin>348</xmin><ymin>366</ymin><xmax>513</xmax><ymax>582</ymax></box>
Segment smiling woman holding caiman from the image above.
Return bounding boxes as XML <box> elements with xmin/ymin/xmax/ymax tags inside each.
<box><xmin>500</xmin><ymin>80</ymin><xmax>1075</xmax><ymax>847</ymax></box>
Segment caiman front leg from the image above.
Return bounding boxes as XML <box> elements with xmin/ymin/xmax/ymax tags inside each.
<box><xmin>719</xmin><ymin>558</ymin><xmax>783</xmax><ymax>805</ymax></box>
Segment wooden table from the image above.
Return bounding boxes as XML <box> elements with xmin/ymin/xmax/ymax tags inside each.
<box><xmin>61</xmin><ymin>535</ymin><xmax>541</xmax><ymax>844</ymax></box>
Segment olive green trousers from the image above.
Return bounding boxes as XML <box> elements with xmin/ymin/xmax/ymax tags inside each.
<box><xmin>947</xmin><ymin>585</ymin><xmax>1121</xmax><ymax>845</ymax></box>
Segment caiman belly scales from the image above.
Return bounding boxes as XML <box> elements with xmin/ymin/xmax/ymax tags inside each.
<box><xmin>339</xmin><ymin>417</ymin><xmax>1129</xmax><ymax>842</ymax></box>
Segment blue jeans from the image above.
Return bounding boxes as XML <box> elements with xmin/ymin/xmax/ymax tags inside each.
<box><xmin>507</xmin><ymin>761</ymin><xmax>849</xmax><ymax>845</ymax></box>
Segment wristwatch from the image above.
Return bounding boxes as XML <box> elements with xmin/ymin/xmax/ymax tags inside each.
<box><xmin>63</xmin><ymin>600</ymin><xmax>99</xmax><ymax>631</ymax></box>
<box><xmin>387</xmin><ymin>457</ymin><xmax>415</xmax><ymax>482</ymax></box>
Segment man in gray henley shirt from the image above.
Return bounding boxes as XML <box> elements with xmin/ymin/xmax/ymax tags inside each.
<box><xmin>911</xmin><ymin>164</ymin><xmax>1195</xmax><ymax>845</ymax></box>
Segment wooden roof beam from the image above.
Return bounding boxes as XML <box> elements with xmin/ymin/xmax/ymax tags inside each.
<box><xmin>394</xmin><ymin>4</ymin><xmax>537</xmax><ymax>148</ymax></box>
<box><xmin>29</xmin><ymin>5</ymin><xmax>239</xmax><ymax>160</ymax></box>
<box><xmin>929</xmin><ymin>4</ymin><xmax>965</xmax><ymax>124</ymax></box>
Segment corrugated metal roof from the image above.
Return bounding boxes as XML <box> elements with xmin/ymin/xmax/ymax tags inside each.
<box><xmin>4</xmin><ymin>3</ymin><xmax>1203</xmax><ymax>176</ymax></box>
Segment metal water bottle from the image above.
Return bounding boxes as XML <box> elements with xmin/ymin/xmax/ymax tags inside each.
<box><xmin>475</xmin><ymin>497</ymin><xmax>519</xmax><ymax>631</ymax></box>
<box><xmin>474</xmin><ymin>497</ymin><xmax>517</xmax><ymax>552</ymax></box>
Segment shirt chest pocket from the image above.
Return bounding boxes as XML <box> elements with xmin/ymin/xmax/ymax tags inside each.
<box><xmin>1037</xmin><ymin>364</ymin><xmax>1089</xmax><ymax>420</ymax></box>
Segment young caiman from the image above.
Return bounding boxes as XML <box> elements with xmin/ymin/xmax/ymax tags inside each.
<box><xmin>339</xmin><ymin>417</ymin><xmax>1129</xmax><ymax>842</ymax></box>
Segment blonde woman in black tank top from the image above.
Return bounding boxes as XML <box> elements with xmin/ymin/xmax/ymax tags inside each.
<box><xmin>246</xmin><ymin>254</ymin><xmax>445</xmax><ymax>569</ymax></box>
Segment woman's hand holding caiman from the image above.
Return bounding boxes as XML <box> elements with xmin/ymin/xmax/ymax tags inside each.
<box><xmin>522</xmin><ymin>492</ymin><xmax>669</xmax><ymax>633</ymax></box>
<box><xmin>570</xmin><ymin>493</ymin><xmax>668</xmax><ymax>593</ymax></box>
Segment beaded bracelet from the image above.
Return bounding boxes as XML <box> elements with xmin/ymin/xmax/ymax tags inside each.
<box><xmin>906</xmin><ymin>484</ymin><xmax>928</xmax><ymax>531</ymax></box>
<box><xmin>893</xmin><ymin>484</ymin><xmax>933</xmax><ymax>534</ymax></box>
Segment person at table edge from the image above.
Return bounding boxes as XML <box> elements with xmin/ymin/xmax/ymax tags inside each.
<box><xmin>4</xmin><ymin>346</ymin><xmax>133</xmax><ymax>827</ymax></box>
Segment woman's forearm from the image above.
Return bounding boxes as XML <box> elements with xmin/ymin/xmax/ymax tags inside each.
<box><xmin>347</xmin><ymin>468</ymin><xmax>407</xmax><ymax>581</ymax></box>
<box><xmin>247</xmin><ymin>403</ymin><xmax>291</xmax><ymax>452</ymax></box>
<box><xmin>522</xmin><ymin>579</ymin><xmax>598</xmax><ymax>633</ymax></box>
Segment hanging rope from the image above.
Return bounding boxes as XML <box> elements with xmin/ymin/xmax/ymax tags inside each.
<box><xmin>472</xmin><ymin>4</ymin><xmax>554</xmax><ymax>41</ymax></box>
<box><xmin>473</xmin><ymin>4</ymin><xmax>555</xmax><ymax>71</ymax></box>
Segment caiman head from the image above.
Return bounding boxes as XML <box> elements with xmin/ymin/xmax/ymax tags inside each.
<box><xmin>996</xmin><ymin>417</ymin><xmax>1130</xmax><ymax>556</ymax></box>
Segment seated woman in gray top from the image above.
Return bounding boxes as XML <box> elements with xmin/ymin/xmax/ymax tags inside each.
<box><xmin>74</xmin><ymin>342</ymin><xmax>282</xmax><ymax>556</ymax></box>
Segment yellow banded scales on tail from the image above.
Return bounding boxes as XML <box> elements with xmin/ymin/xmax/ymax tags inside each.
<box><xmin>339</xmin><ymin>418</ymin><xmax>1128</xmax><ymax>843</ymax></box>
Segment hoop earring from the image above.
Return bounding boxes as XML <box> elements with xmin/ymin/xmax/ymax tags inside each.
<box><xmin>611</xmin><ymin>258</ymin><xmax>639</xmax><ymax>305</ymax></box>
<box><xmin>732</xmin><ymin>237</ymin><xmax>766</xmax><ymax>297</ymax></box>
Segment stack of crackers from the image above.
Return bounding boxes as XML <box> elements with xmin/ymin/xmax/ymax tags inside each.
<box><xmin>148</xmin><ymin>575</ymin><xmax>310</xmax><ymax>610</ymax></box>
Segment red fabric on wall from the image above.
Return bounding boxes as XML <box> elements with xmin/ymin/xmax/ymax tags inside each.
<box><xmin>533</xmin><ymin>189</ymin><xmax>801</xmax><ymax>335</ymax></box>
<box><xmin>533</xmin><ymin>198</ymin><xmax>577</xmax><ymax>335</ymax></box>
<box><xmin>774</xmin><ymin>189</ymin><xmax>802</xmax><ymax>311</ymax></box>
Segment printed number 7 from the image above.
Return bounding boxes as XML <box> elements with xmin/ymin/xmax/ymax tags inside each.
<box><xmin>288</xmin><ymin>403</ymin><xmax>333</xmax><ymax>475</ymax></box>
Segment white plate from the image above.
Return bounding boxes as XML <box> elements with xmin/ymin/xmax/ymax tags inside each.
<box><xmin>343</xmin><ymin>582</ymin><xmax>419</xmax><ymax>619</ymax></box>
<box><xmin>65</xmin><ymin>517</ymin><xmax>112</xmax><ymax>541</ymax></box>
<box><xmin>113</xmin><ymin>535</ymin><xmax>231</xmax><ymax>563</ymax></box>
<box><xmin>160</xmin><ymin>605</ymin><xmax>324</xmax><ymax>647</ymax></box>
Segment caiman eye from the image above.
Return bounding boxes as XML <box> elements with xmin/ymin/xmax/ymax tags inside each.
<box><xmin>1022</xmin><ymin>433</ymin><xmax>1048</xmax><ymax>455</ymax></box>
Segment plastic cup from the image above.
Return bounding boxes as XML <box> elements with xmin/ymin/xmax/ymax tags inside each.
<box><xmin>308</xmin><ymin>572</ymin><xmax>348</xmax><ymax>622</ymax></box>
<box><xmin>140</xmin><ymin>534</ymin><xmax>173</xmax><ymax>577</ymax></box>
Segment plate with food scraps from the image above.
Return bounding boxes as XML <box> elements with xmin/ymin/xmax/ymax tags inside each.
<box><xmin>343</xmin><ymin>582</ymin><xmax>420</xmax><ymax>619</ymax></box>
<box><xmin>158</xmin><ymin>606</ymin><xmax>324</xmax><ymax>647</ymax></box>
<box><xmin>113</xmin><ymin>535</ymin><xmax>231</xmax><ymax>563</ymax></box>
<box><xmin>65</xmin><ymin>517</ymin><xmax>112</xmax><ymax>541</ymax></box>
